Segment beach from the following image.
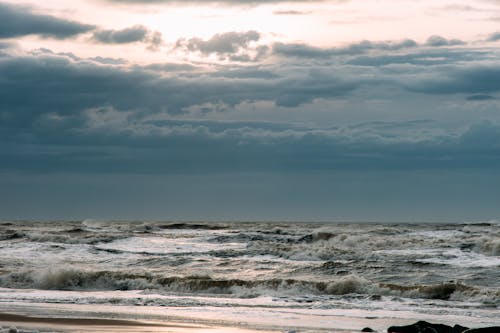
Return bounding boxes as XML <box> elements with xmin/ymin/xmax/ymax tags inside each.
<box><xmin>1</xmin><ymin>304</ymin><xmax>486</xmax><ymax>333</ymax></box>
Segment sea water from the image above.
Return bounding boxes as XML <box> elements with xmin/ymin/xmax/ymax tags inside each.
<box><xmin>0</xmin><ymin>220</ymin><xmax>498</xmax><ymax>331</ymax></box>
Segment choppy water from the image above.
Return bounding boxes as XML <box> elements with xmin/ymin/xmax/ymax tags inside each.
<box><xmin>0</xmin><ymin>220</ymin><xmax>499</xmax><ymax>331</ymax></box>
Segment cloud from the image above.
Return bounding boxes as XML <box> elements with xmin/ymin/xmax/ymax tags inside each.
<box><xmin>437</xmin><ymin>4</ymin><xmax>489</xmax><ymax>12</ymax></box>
<box><xmin>26</xmin><ymin>47</ymin><xmax>128</xmax><ymax>65</ymax></box>
<box><xmin>406</xmin><ymin>66</ymin><xmax>500</xmax><ymax>95</ymax></box>
<box><xmin>0</xmin><ymin>50</ymin><xmax>360</xmax><ymax>132</ymax></box>
<box><xmin>141</xmin><ymin>63</ymin><xmax>199</xmax><ymax>72</ymax></box>
<box><xmin>89</xmin><ymin>56</ymin><xmax>128</xmax><ymax>65</ymax></box>
<box><xmin>104</xmin><ymin>0</ymin><xmax>328</xmax><ymax>5</ymax></box>
<box><xmin>487</xmin><ymin>32</ymin><xmax>500</xmax><ymax>41</ymax></box>
<box><xmin>93</xmin><ymin>26</ymin><xmax>148</xmax><ymax>44</ymax></box>
<box><xmin>466</xmin><ymin>94</ymin><xmax>496</xmax><ymax>101</ymax></box>
<box><xmin>347</xmin><ymin>49</ymin><xmax>488</xmax><ymax>67</ymax></box>
<box><xmin>92</xmin><ymin>25</ymin><xmax>163</xmax><ymax>50</ymax></box>
<box><xmin>0</xmin><ymin>3</ymin><xmax>95</xmax><ymax>39</ymax></box>
<box><xmin>0</xmin><ymin>41</ymin><xmax>14</xmax><ymax>49</ymax></box>
<box><xmin>176</xmin><ymin>31</ymin><xmax>262</xmax><ymax>60</ymax></box>
<box><xmin>273</xmin><ymin>10</ymin><xmax>310</xmax><ymax>15</ymax></box>
<box><xmin>272</xmin><ymin>39</ymin><xmax>418</xmax><ymax>58</ymax></box>
<box><xmin>1</xmin><ymin>35</ymin><xmax>497</xmax><ymax>133</ymax></box>
<box><xmin>425</xmin><ymin>35</ymin><xmax>465</xmax><ymax>47</ymax></box>
<box><xmin>272</xmin><ymin>36</ymin><xmax>471</xmax><ymax>60</ymax></box>
<box><xmin>2</xmin><ymin>37</ymin><xmax>500</xmax><ymax>176</ymax></box>
<box><xmin>3</xmin><ymin>108</ymin><xmax>500</xmax><ymax>174</ymax></box>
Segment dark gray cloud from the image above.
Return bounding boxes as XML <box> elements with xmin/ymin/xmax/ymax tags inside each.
<box><xmin>2</xmin><ymin>38</ymin><xmax>500</xmax><ymax>176</ymax></box>
<box><xmin>0</xmin><ymin>51</ymin><xmax>359</xmax><ymax>132</ymax></box>
<box><xmin>347</xmin><ymin>49</ymin><xmax>488</xmax><ymax>67</ymax></box>
<box><xmin>425</xmin><ymin>35</ymin><xmax>465</xmax><ymax>47</ymax></box>
<box><xmin>92</xmin><ymin>25</ymin><xmax>163</xmax><ymax>50</ymax></box>
<box><xmin>89</xmin><ymin>56</ymin><xmax>128</xmax><ymax>65</ymax></box>
<box><xmin>27</xmin><ymin>48</ymin><xmax>128</xmax><ymax>65</ymax></box>
<box><xmin>141</xmin><ymin>62</ymin><xmax>199</xmax><ymax>72</ymax></box>
<box><xmin>406</xmin><ymin>66</ymin><xmax>500</xmax><ymax>95</ymax></box>
<box><xmin>0</xmin><ymin>3</ymin><xmax>95</xmax><ymax>39</ymax></box>
<box><xmin>272</xmin><ymin>36</ymin><xmax>471</xmax><ymax>60</ymax></box>
<box><xmin>210</xmin><ymin>66</ymin><xmax>280</xmax><ymax>79</ymax></box>
<box><xmin>1</xmin><ymin>38</ymin><xmax>498</xmax><ymax>132</ymax></box>
<box><xmin>93</xmin><ymin>26</ymin><xmax>149</xmax><ymax>43</ymax></box>
<box><xmin>176</xmin><ymin>31</ymin><xmax>261</xmax><ymax>60</ymax></box>
<box><xmin>272</xmin><ymin>39</ymin><xmax>418</xmax><ymax>58</ymax></box>
<box><xmin>466</xmin><ymin>94</ymin><xmax>496</xmax><ymax>101</ymax></box>
<box><xmin>3</xmin><ymin>110</ymin><xmax>500</xmax><ymax>175</ymax></box>
<box><xmin>487</xmin><ymin>32</ymin><xmax>500</xmax><ymax>41</ymax></box>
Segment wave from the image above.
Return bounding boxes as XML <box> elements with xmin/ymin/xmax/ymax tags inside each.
<box><xmin>1</xmin><ymin>269</ymin><xmax>497</xmax><ymax>304</ymax></box>
<box><xmin>23</xmin><ymin>232</ymin><xmax>126</xmax><ymax>245</ymax></box>
<box><xmin>244</xmin><ymin>226</ymin><xmax>500</xmax><ymax>264</ymax></box>
<box><xmin>158</xmin><ymin>223</ymin><xmax>228</xmax><ymax>230</ymax></box>
<box><xmin>0</xmin><ymin>231</ymin><xmax>25</xmax><ymax>241</ymax></box>
<box><xmin>0</xmin><ymin>269</ymin><xmax>369</xmax><ymax>296</ymax></box>
<box><xmin>380</xmin><ymin>282</ymin><xmax>471</xmax><ymax>300</ymax></box>
<box><xmin>474</xmin><ymin>238</ymin><xmax>500</xmax><ymax>256</ymax></box>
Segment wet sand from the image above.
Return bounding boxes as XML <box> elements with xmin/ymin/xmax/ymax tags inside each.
<box><xmin>0</xmin><ymin>312</ymin><xmax>280</xmax><ymax>333</ymax></box>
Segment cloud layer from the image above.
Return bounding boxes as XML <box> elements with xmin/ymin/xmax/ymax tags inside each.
<box><xmin>1</xmin><ymin>34</ymin><xmax>500</xmax><ymax>175</ymax></box>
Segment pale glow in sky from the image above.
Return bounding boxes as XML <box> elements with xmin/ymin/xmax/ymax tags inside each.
<box><xmin>5</xmin><ymin>0</ymin><xmax>500</xmax><ymax>61</ymax></box>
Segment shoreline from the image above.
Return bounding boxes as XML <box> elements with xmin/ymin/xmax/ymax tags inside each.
<box><xmin>0</xmin><ymin>312</ymin><xmax>280</xmax><ymax>333</ymax></box>
<box><xmin>0</xmin><ymin>296</ymin><xmax>498</xmax><ymax>333</ymax></box>
<box><xmin>2</xmin><ymin>311</ymin><xmax>499</xmax><ymax>333</ymax></box>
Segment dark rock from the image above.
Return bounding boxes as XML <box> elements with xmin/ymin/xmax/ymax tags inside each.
<box><xmin>452</xmin><ymin>325</ymin><xmax>469</xmax><ymax>333</ymax></box>
<box><xmin>388</xmin><ymin>321</ymin><xmax>452</xmax><ymax>333</ymax></box>
<box><xmin>463</xmin><ymin>328</ymin><xmax>500</xmax><ymax>333</ymax></box>
<box><xmin>388</xmin><ymin>323</ymin><xmax>419</xmax><ymax>333</ymax></box>
<box><xmin>423</xmin><ymin>328</ymin><xmax>438</xmax><ymax>333</ymax></box>
<box><xmin>429</xmin><ymin>323</ymin><xmax>455</xmax><ymax>333</ymax></box>
<box><xmin>387</xmin><ymin>322</ymin><xmax>497</xmax><ymax>333</ymax></box>
<box><xmin>362</xmin><ymin>327</ymin><xmax>376</xmax><ymax>332</ymax></box>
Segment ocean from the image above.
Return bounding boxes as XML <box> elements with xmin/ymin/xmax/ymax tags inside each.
<box><xmin>0</xmin><ymin>220</ymin><xmax>498</xmax><ymax>332</ymax></box>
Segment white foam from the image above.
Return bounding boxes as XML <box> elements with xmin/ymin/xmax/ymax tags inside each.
<box><xmin>376</xmin><ymin>247</ymin><xmax>500</xmax><ymax>267</ymax></box>
<box><xmin>418</xmin><ymin>248</ymin><xmax>500</xmax><ymax>267</ymax></box>
<box><xmin>407</xmin><ymin>230</ymin><xmax>466</xmax><ymax>239</ymax></box>
<box><xmin>96</xmin><ymin>236</ymin><xmax>246</xmax><ymax>255</ymax></box>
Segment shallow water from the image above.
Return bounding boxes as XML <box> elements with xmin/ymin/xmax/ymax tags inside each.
<box><xmin>0</xmin><ymin>220</ymin><xmax>499</xmax><ymax>331</ymax></box>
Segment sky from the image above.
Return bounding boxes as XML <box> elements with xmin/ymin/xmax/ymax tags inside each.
<box><xmin>1</xmin><ymin>0</ymin><xmax>500</xmax><ymax>222</ymax></box>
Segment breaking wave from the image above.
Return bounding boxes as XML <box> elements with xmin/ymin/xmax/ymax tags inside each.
<box><xmin>0</xmin><ymin>269</ymin><xmax>370</xmax><ymax>296</ymax></box>
<box><xmin>474</xmin><ymin>238</ymin><xmax>500</xmax><ymax>256</ymax></box>
<box><xmin>1</xmin><ymin>269</ymin><xmax>497</xmax><ymax>304</ymax></box>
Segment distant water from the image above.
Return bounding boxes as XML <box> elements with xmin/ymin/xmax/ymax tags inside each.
<box><xmin>0</xmin><ymin>220</ymin><xmax>499</xmax><ymax>331</ymax></box>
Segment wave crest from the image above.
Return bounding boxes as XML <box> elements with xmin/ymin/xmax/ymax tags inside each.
<box><xmin>1</xmin><ymin>269</ymin><xmax>497</xmax><ymax>305</ymax></box>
